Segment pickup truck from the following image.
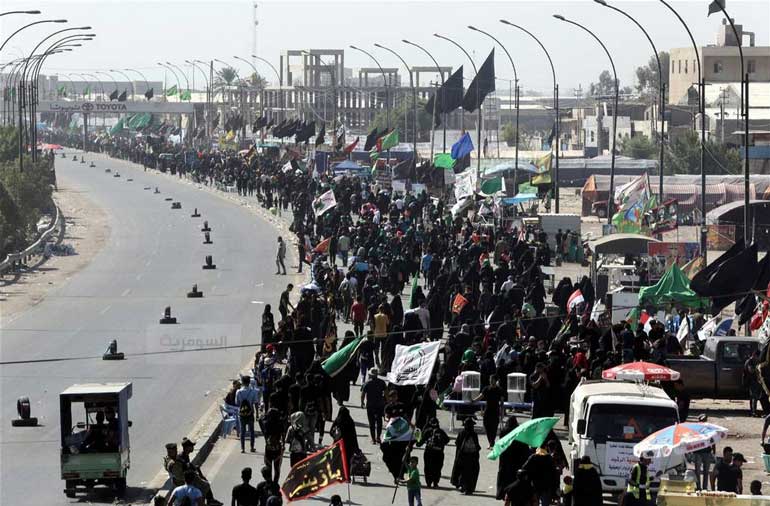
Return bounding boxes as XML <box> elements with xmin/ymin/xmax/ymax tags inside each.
<box><xmin>666</xmin><ymin>336</ymin><xmax>759</xmax><ymax>399</ymax></box>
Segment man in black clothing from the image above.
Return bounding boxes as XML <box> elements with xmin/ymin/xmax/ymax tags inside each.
<box><xmin>474</xmin><ymin>374</ymin><xmax>504</xmax><ymax>448</ymax></box>
<box><xmin>711</xmin><ymin>446</ymin><xmax>734</xmax><ymax>492</ymax></box>
<box><xmin>232</xmin><ymin>467</ymin><xmax>259</xmax><ymax>506</ymax></box>
<box><xmin>279</xmin><ymin>284</ymin><xmax>294</xmax><ymax>321</ymax></box>
<box><xmin>361</xmin><ymin>368</ymin><xmax>386</xmax><ymax>444</ymax></box>
<box><xmin>255</xmin><ymin>466</ymin><xmax>280</xmax><ymax>506</ymax></box>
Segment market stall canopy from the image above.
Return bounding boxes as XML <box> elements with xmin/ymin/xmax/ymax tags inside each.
<box><xmin>638</xmin><ymin>264</ymin><xmax>709</xmax><ymax>309</ymax></box>
<box><xmin>482</xmin><ymin>161</ymin><xmax>537</xmax><ymax>179</ymax></box>
<box><xmin>588</xmin><ymin>233</ymin><xmax>660</xmax><ymax>255</ymax></box>
<box><xmin>333</xmin><ymin>160</ymin><xmax>364</xmax><ymax>171</ymax></box>
<box><xmin>602</xmin><ymin>361</ymin><xmax>681</xmax><ymax>382</ymax></box>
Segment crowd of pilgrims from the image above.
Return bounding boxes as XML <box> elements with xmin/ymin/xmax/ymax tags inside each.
<box><xmin>47</xmin><ymin>130</ymin><xmax>688</xmax><ymax>506</ymax></box>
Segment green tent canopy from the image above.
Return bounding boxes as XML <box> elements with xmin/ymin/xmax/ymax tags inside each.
<box><xmin>638</xmin><ymin>264</ymin><xmax>708</xmax><ymax>309</ymax></box>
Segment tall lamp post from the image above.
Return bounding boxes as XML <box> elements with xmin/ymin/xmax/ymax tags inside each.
<box><xmin>186</xmin><ymin>60</ymin><xmax>210</xmax><ymax>140</ymax></box>
<box><xmin>374</xmin><ymin>43</ymin><xmax>418</xmax><ymax>162</ymax></box>
<box><xmin>109</xmin><ymin>69</ymin><xmax>135</xmax><ymax>99</ymax></box>
<box><xmin>709</xmin><ymin>1</ymin><xmax>751</xmax><ymax>244</ymax></box>
<box><xmin>594</xmin><ymin>0</ymin><xmax>665</xmax><ymax>205</ymax></box>
<box><xmin>124</xmin><ymin>68</ymin><xmax>151</xmax><ymax>99</ymax></box>
<box><xmin>350</xmin><ymin>45</ymin><xmax>390</xmax><ymax>132</ymax></box>
<box><xmin>468</xmin><ymin>25</ymin><xmax>521</xmax><ymax>192</ymax></box>
<box><xmin>402</xmin><ymin>39</ymin><xmax>446</xmax><ymax>156</ymax></box>
<box><xmin>553</xmin><ymin>14</ymin><xmax>618</xmax><ymax>225</ymax></box>
<box><xmin>0</xmin><ymin>18</ymin><xmax>65</xmax><ymax>54</ymax></box>
<box><xmin>500</xmin><ymin>19</ymin><xmax>560</xmax><ymax>212</ymax></box>
<box><xmin>434</xmin><ymin>32</ymin><xmax>483</xmax><ymax>181</ymax></box>
<box><xmin>659</xmin><ymin>0</ymin><xmax>707</xmax><ymax>258</ymax></box>
<box><xmin>234</xmin><ymin>55</ymin><xmax>262</xmax><ymax>134</ymax></box>
<box><xmin>214</xmin><ymin>58</ymin><xmax>246</xmax><ymax>139</ymax></box>
<box><xmin>252</xmin><ymin>55</ymin><xmax>283</xmax><ymax>123</ymax></box>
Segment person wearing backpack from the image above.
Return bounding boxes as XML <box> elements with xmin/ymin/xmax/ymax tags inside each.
<box><xmin>285</xmin><ymin>412</ymin><xmax>310</xmax><ymax>466</ymax></box>
<box><xmin>418</xmin><ymin>417</ymin><xmax>449</xmax><ymax>488</ymax></box>
<box><xmin>260</xmin><ymin>408</ymin><xmax>285</xmax><ymax>482</ymax></box>
<box><xmin>236</xmin><ymin>375</ymin><xmax>258</xmax><ymax>453</ymax></box>
<box><xmin>450</xmin><ymin>417</ymin><xmax>481</xmax><ymax>495</ymax></box>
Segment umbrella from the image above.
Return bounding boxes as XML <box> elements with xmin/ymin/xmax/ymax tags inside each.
<box><xmin>601</xmin><ymin>361</ymin><xmax>681</xmax><ymax>382</ymax></box>
<box><xmin>633</xmin><ymin>422</ymin><xmax>728</xmax><ymax>459</ymax></box>
<box><xmin>488</xmin><ymin>416</ymin><xmax>560</xmax><ymax>460</ymax></box>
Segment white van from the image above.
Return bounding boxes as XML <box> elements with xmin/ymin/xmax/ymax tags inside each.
<box><xmin>568</xmin><ymin>379</ymin><xmax>685</xmax><ymax>495</ymax></box>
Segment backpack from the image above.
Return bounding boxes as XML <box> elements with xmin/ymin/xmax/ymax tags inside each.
<box><xmin>239</xmin><ymin>398</ymin><xmax>253</xmax><ymax>419</ymax></box>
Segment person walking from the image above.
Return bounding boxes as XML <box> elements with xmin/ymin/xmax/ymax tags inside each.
<box><xmin>473</xmin><ymin>374</ymin><xmax>504</xmax><ymax>448</ymax></box>
<box><xmin>330</xmin><ymin>407</ymin><xmax>359</xmax><ymax>469</ymax></box>
<box><xmin>398</xmin><ymin>456</ymin><xmax>423</xmax><ymax>506</ymax></box>
<box><xmin>236</xmin><ymin>376</ymin><xmax>258</xmax><ymax>454</ymax></box>
<box><xmin>450</xmin><ymin>418</ymin><xmax>481</xmax><ymax>495</ymax></box>
<box><xmin>521</xmin><ymin>444</ymin><xmax>559</xmax><ymax>506</ymax></box>
<box><xmin>419</xmin><ymin>417</ymin><xmax>450</xmax><ymax>488</ymax></box>
<box><xmin>278</xmin><ymin>284</ymin><xmax>294</xmax><ymax>322</ymax></box>
<box><xmin>285</xmin><ymin>412</ymin><xmax>310</xmax><ymax>466</ymax></box>
<box><xmin>361</xmin><ymin>368</ymin><xmax>386</xmax><ymax>444</ymax></box>
<box><xmin>276</xmin><ymin>236</ymin><xmax>287</xmax><ymax>275</ymax></box>
<box><xmin>572</xmin><ymin>455</ymin><xmax>602</xmax><ymax>506</ymax></box>
<box><xmin>231</xmin><ymin>467</ymin><xmax>259</xmax><ymax>506</ymax></box>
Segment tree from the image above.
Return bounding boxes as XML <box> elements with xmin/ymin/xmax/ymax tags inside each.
<box><xmin>589</xmin><ymin>70</ymin><xmax>617</xmax><ymax>97</ymax></box>
<box><xmin>501</xmin><ymin>122</ymin><xmax>518</xmax><ymax>147</ymax></box>
<box><xmin>247</xmin><ymin>72</ymin><xmax>267</xmax><ymax>91</ymax></box>
<box><xmin>666</xmin><ymin>129</ymin><xmax>741</xmax><ymax>175</ymax></box>
<box><xmin>635</xmin><ymin>51</ymin><xmax>670</xmax><ymax>98</ymax></box>
<box><xmin>621</xmin><ymin>135</ymin><xmax>657</xmax><ymax>159</ymax></box>
<box><xmin>214</xmin><ymin>67</ymin><xmax>238</xmax><ymax>90</ymax></box>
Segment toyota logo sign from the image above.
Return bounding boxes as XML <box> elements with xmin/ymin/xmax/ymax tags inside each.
<box><xmin>81</xmin><ymin>102</ymin><xmax>94</xmax><ymax>112</ymax></box>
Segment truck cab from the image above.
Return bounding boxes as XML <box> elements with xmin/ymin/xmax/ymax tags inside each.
<box><xmin>60</xmin><ymin>383</ymin><xmax>132</xmax><ymax>498</ymax></box>
<box><xmin>569</xmin><ymin>380</ymin><xmax>683</xmax><ymax>496</ymax></box>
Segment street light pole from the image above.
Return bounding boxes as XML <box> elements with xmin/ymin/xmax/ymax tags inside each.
<box><xmin>186</xmin><ymin>61</ymin><xmax>210</xmax><ymax>140</ymax></box>
<box><xmin>434</xmin><ymin>33</ymin><xmax>483</xmax><ymax>182</ymax></box>
<box><xmin>350</xmin><ymin>45</ymin><xmax>390</xmax><ymax>131</ymax></box>
<box><xmin>659</xmin><ymin>0</ymin><xmax>707</xmax><ymax>259</ymax></box>
<box><xmin>554</xmin><ymin>14</ymin><xmax>618</xmax><ymax>226</ymax></box>
<box><xmin>709</xmin><ymin>1</ymin><xmax>751</xmax><ymax>244</ymax></box>
<box><xmin>374</xmin><ymin>43</ymin><xmax>418</xmax><ymax>164</ymax></box>
<box><xmin>109</xmin><ymin>69</ymin><xmax>135</xmax><ymax>99</ymax></box>
<box><xmin>595</xmin><ymin>0</ymin><xmax>665</xmax><ymax>206</ymax></box>
<box><xmin>251</xmin><ymin>54</ymin><xmax>283</xmax><ymax>124</ymax></box>
<box><xmin>0</xmin><ymin>18</ymin><xmax>65</xmax><ymax>54</ymax></box>
<box><xmin>468</xmin><ymin>25</ymin><xmax>520</xmax><ymax>193</ymax></box>
<box><xmin>500</xmin><ymin>19</ymin><xmax>560</xmax><ymax>212</ymax></box>
<box><xmin>124</xmin><ymin>68</ymin><xmax>151</xmax><ymax>99</ymax></box>
<box><xmin>402</xmin><ymin>39</ymin><xmax>446</xmax><ymax>154</ymax></box>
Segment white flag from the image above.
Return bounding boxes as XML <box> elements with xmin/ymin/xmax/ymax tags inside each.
<box><xmin>282</xmin><ymin>161</ymin><xmax>293</xmax><ymax>173</ymax></box>
<box><xmin>677</xmin><ymin>315</ymin><xmax>691</xmax><ymax>345</ymax></box>
<box><xmin>387</xmin><ymin>341</ymin><xmax>441</xmax><ymax>386</ymax></box>
<box><xmin>313</xmin><ymin>189</ymin><xmax>337</xmax><ymax>217</ymax></box>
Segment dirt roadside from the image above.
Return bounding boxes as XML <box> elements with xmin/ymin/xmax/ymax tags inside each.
<box><xmin>0</xmin><ymin>180</ymin><xmax>110</xmax><ymax>325</ymax></box>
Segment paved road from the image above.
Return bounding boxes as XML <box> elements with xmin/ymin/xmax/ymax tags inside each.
<box><xmin>0</xmin><ymin>152</ymin><xmax>296</xmax><ymax>506</ymax></box>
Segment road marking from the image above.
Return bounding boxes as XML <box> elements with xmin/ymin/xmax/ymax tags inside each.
<box><xmin>121</xmin><ymin>288</ymin><xmax>131</xmax><ymax>297</ymax></box>
<box><xmin>99</xmin><ymin>305</ymin><xmax>112</xmax><ymax>315</ymax></box>
<box><xmin>250</xmin><ymin>301</ymin><xmax>264</xmax><ymax>304</ymax></box>
<box><xmin>203</xmin><ymin>436</ymin><xmax>234</xmax><ymax>483</ymax></box>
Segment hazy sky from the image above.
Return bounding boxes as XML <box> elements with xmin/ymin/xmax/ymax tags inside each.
<box><xmin>2</xmin><ymin>0</ymin><xmax>768</xmax><ymax>94</ymax></box>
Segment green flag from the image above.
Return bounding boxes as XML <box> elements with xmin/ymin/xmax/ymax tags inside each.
<box><xmin>109</xmin><ymin>118</ymin><xmax>124</xmax><ymax>135</ymax></box>
<box><xmin>166</xmin><ymin>85</ymin><xmax>178</xmax><ymax>96</ymax></box>
<box><xmin>322</xmin><ymin>336</ymin><xmax>363</xmax><ymax>377</ymax></box>
<box><xmin>488</xmin><ymin>417</ymin><xmax>560</xmax><ymax>460</ymax></box>
<box><xmin>434</xmin><ymin>153</ymin><xmax>455</xmax><ymax>170</ymax></box>
<box><xmin>57</xmin><ymin>85</ymin><xmax>66</xmax><ymax>96</ymax></box>
<box><xmin>408</xmin><ymin>275</ymin><xmax>419</xmax><ymax>309</ymax></box>
<box><xmin>180</xmin><ymin>89</ymin><xmax>192</xmax><ymax>101</ymax></box>
<box><xmin>381</xmin><ymin>129</ymin><xmax>399</xmax><ymax>151</ymax></box>
<box><xmin>369</xmin><ymin>149</ymin><xmax>379</xmax><ymax>162</ymax></box>
<box><xmin>480</xmin><ymin>176</ymin><xmax>504</xmax><ymax>196</ymax></box>
<box><xmin>83</xmin><ymin>86</ymin><xmax>90</xmax><ymax>96</ymax></box>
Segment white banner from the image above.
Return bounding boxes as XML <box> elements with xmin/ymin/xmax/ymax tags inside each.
<box><xmin>39</xmin><ymin>100</ymin><xmax>195</xmax><ymax>114</ymax></box>
<box><xmin>453</xmin><ymin>169</ymin><xmax>477</xmax><ymax>202</ymax></box>
<box><xmin>387</xmin><ymin>341</ymin><xmax>441</xmax><ymax>386</ymax></box>
<box><xmin>605</xmin><ymin>441</ymin><xmax>664</xmax><ymax>478</ymax></box>
<box><xmin>313</xmin><ymin>189</ymin><xmax>337</xmax><ymax>217</ymax></box>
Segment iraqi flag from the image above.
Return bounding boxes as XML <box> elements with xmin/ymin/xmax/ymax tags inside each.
<box><xmin>314</xmin><ymin>237</ymin><xmax>331</xmax><ymax>254</ymax></box>
<box><xmin>322</xmin><ymin>336</ymin><xmax>363</xmax><ymax>377</ymax></box>
<box><xmin>343</xmin><ymin>136</ymin><xmax>359</xmax><ymax>153</ymax></box>
<box><xmin>313</xmin><ymin>189</ymin><xmax>337</xmax><ymax>217</ymax></box>
<box><xmin>567</xmin><ymin>289</ymin><xmax>584</xmax><ymax>314</ymax></box>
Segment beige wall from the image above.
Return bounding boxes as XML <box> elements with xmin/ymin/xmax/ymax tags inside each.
<box><xmin>669</xmin><ymin>46</ymin><xmax>770</xmax><ymax>105</ymax></box>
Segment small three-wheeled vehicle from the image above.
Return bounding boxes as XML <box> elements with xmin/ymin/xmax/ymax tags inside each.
<box><xmin>60</xmin><ymin>383</ymin><xmax>132</xmax><ymax>498</ymax></box>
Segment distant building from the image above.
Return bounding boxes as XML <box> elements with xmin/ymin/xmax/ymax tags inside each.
<box><xmin>668</xmin><ymin>17</ymin><xmax>770</xmax><ymax>106</ymax></box>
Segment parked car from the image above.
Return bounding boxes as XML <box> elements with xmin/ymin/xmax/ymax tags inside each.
<box><xmin>666</xmin><ymin>336</ymin><xmax>759</xmax><ymax>399</ymax></box>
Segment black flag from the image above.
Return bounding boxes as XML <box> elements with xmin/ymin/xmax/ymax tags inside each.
<box><xmin>109</xmin><ymin>89</ymin><xmax>119</xmax><ymax>101</ymax></box>
<box><xmin>280</xmin><ymin>441</ymin><xmax>349</xmax><ymax>502</ymax></box>
<box><xmin>117</xmin><ymin>90</ymin><xmax>127</xmax><ymax>102</ymax></box>
<box><xmin>426</xmin><ymin>66</ymin><xmax>464</xmax><ymax>117</ymax></box>
<box><xmin>335</xmin><ymin>130</ymin><xmax>345</xmax><ymax>151</ymax></box>
<box><xmin>364</xmin><ymin>127</ymin><xmax>378</xmax><ymax>151</ymax></box>
<box><xmin>145</xmin><ymin>88</ymin><xmax>154</xmax><ymax>100</ymax></box>
<box><xmin>266</xmin><ymin>117</ymin><xmax>275</xmax><ymax>129</ymax></box>
<box><xmin>463</xmin><ymin>49</ymin><xmax>495</xmax><ymax>112</ymax></box>
<box><xmin>392</xmin><ymin>158</ymin><xmax>415</xmax><ymax>181</ymax></box>
<box><xmin>315</xmin><ymin>123</ymin><xmax>326</xmax><ymax>146</ymax></box>
<box><xmin>211</xmin><ymin>113</ymin><xmax>220</xmax><ymax>129</ymax></box>
<box><xmin>691</xmin><ymin>239</ymin><xmax>744</xmax><ymax>295</ymax></box>
<box><xmin>707</xmin><ymin>243</ymin><xmax>759</xmax><ymax>314</ymax></box>
<box><xmin>707</xmin><ymin>0</ymin><xmax>725</xmax><ymax>16</ymax></box>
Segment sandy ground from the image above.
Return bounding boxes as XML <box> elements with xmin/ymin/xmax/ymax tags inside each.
<box><xmin>0</xmin><ymin>180</ymin><xmax>110</xmax><ymax>325</ymax></box>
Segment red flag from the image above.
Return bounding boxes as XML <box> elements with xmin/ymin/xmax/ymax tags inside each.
<box><xmin>344</xmin><ymin>136</ymin><xmax>359</xmax><ymax>154</ymax></box>
<box><xmin>452</xmin><ymin>293</ymin><xmax>469</xmax><ymax>314</ymax></box>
